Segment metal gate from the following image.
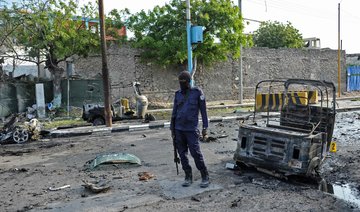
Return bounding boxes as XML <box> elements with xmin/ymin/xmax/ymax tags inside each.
<box><xmin>347</xmin><ymin>66</ymin><xmax>360</xmax><ymax>91</ymax></box>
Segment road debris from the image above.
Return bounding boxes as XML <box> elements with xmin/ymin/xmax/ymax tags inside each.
<box><xmin>201</xmin><ymin>134</ymin><xmax>228</xmax><ymax>142</ymax></box>
<box><xmin>48</xmin><ymin>185</ymin><xmax>70</xmax><ymax>191</ymax></box>
<box><xmin>89</xmin><ymin>153</ymin><xmax>141</xmax><ymax>169</ymax></box>
<box><xmin>13</xmin><ymin>168</ymin><xmax>29</xmax><ymax>172</ymax></box>
<box><xmin>191</xmin><ymin>196</ymin><xmax>201</xmax><ymax>202</ymax></box>
<box><xmin>0</xmin><ymin>115</ymin><xmax>42</xmax><ymax>144</ymax></box>
<box><xmin>215</xmin><ymin>123</ymin><xmax>224</xmax><ymax>127</ymax></box>
<box><xmin>24</xmin><ymin>118</ymin><xmax>42</xmax><ymax>140</ymax></box>
<box><xmin>217</xmin><ymin>134</ymin><xmax>228</xmax><ymax>139</ymax></box>
<box><xmin>225</xmin><ymin>163</ymin><xmax>237</xmax><ymax>170</ymax></box>
<box><xmin>138</xmin><ymin>172</ymin><xmax>155</xmax><ymax>181</ymax></box>
<box><xmin>82</xmin><ymin>180</ymin><xmax>110</xmax><ymax>193</ymax></box>
<box><xmin>230</xmin><ymin>197</ymin><xmax>242</xmax><ymax>208</ymax></box>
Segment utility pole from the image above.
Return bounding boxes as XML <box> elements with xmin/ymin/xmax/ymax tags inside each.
<box><xmin>337</xmin><ymin>3</ymin><xmax>341</xmax><ymax>98</ymax></box>
<box><xmin>238</xmin><ymin>0</ymin><xmax>243</xmax><ymax>104</ymax></box>
<box><xmin>186</xmin><ymin>0</ymin><xmax>193</xmax><ymax>85</ymax></box>
<box><xmin>98</xmin><ymin>0</ymin><xmax>112</xmax><ymax>127</ymax></box>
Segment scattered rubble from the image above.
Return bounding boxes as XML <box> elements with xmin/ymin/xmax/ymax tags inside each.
<box><xmin>48</xmin><ymin>185</ymin><xmax>71</xmax><ymax>191</ymax></box>
<box><xmin>82</xmin><ymin>180</ymin><xmax>111</xmax><ymax>193</ymax></box>
<box><xmin>138</xmin><ymin>172</ymin><xmax>155</xmax><ymax>181</ymax></box>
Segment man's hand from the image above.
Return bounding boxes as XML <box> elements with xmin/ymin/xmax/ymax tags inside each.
<box><xmin>202</xmin><ymin>128</ymin><xmax>208</xmax><ymax>140</ymax></box>
<box><xmin>171</xmin><ymin>129</ymin><xmax>175</xmax><ymax>140</ymax></box>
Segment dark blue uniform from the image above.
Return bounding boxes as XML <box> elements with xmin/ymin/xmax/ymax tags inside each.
<box><xmin>170</xmin><ymin>87</ymin><xmax>208</xmax><ymax>172</ymax></box>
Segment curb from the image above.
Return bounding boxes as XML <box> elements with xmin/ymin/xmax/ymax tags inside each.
<box><xmin>49</xmin><ymin>115</ymin><xmax>251</xmax><ymax>138</ymax></box>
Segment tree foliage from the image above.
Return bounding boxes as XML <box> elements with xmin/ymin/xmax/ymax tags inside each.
<box><xmin>253</xmin><ymin>21</ymin><xmax>303</xmax><ymax>49</ymax></box>
<box><xmin>105</xmin><ymin>8</ymin><xmax>130</xmax><ymax>44</ymax></box>
<box><xmin>0</xmin><ymin>1</ymin><xmax>18</xmax><ymax>48</ymax></box>
<box><xmin>1</xmin><ymin>0</ymin><xmax>100</xmax><ymax>106</ymax></box>
<box><xmin>127</xmin><ymin>0</ymin><xmax>250</xmax><ymax>67</ymax></box>
<box><xmin>12</xmin><ymin>0</ymin><xmax>100</xmax><ymax>66</ymax></box>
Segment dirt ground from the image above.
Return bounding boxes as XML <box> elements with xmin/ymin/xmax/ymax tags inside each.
<box><xmin>0</xmin><ymin>112</ymin><xmax>360</xmax><ymax>211</ymax></box>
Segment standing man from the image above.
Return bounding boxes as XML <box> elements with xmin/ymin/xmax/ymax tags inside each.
<box><xmin>170</xmin><ymin>71</ymin><xmax>210</xmax><ymax>188</ymax></box>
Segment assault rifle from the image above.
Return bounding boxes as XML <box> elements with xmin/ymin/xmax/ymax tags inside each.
<box><xmin>172</xmin><ymin>135</ymin><xmax>180</xmax><ymax>175</ymax></box>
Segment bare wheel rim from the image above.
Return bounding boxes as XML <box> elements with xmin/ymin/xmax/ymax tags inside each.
<box><xmin>13</xmin><ymin>129</ymin><xmax>29</xmax><ymax>143</ymax></box>
<box><xmin>93</xmin><ymin>118</ymin><xmax>105</xmax><ymax>126</ymax></box>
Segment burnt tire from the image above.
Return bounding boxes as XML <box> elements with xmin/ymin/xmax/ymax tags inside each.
<box><xmin>93</xmin><ymin>117</ymin><xmax>105</xmax><ymax>126</ymax></box>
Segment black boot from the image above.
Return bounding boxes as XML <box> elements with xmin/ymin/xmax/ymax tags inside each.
<box><xmin>182</xmin><ymin>170</ymin><xmax>192</xmax><ymax>187</ymax></box>
<box><xmin>200</xmin><ymin>169</ymin><xmax>210</xmax><ymax>188</ymax></box>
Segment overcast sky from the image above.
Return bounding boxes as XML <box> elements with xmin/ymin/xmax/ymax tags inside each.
<box><xmin>79</xmin><ymin>0</ymin><xmax>359</xmax><ymax>54</ymax></box>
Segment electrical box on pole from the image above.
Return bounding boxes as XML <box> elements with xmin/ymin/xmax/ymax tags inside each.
<box><xmin>191</xmin><ymin>26</ymin><xmax>203</xmax><ymax>44</ymax></box>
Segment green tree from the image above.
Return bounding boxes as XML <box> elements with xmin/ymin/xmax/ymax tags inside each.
<box><xmin>105</xmin><ymin>8</ymin><xmax>129</xmax><ymax>44</ymax></box>
<box><xmin>4</xmin><ymin>0</ymin><xmax>100</xmax><ymax>106</ymax></box>
<box><xmin>253</xmin><ymin>21</ymin><xmax>303</xmax><ymax>49</ymax></box>
<box><xmin>127</xmin><ymin>0</ymin><xmax>250</xmax><ymax>67</ymax></box>
<box><xmin>0</xmin><ymin>1</ymin><xmax>15</xmax><ymax>47</ymax></box>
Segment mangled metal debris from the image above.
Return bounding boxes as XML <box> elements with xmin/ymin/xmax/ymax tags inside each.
<box><xmin>89</xmin><ymin>153</ymin><xmax>141</xmax><ymax>169</ymax></box>
<box><xmin>0</xmin><ymin>115</ymin><xmax>42</xmax><ymax>144</ymax></box>
<box><xmin>24</xmin><ymin>118</ymin><xmax>42</xmax><ymax>141</ymax></box>
<box><xmin>201</xmin><ymin>134</ymin><xmax>228</xmax><ymax>142</ymax></box>
<box><xmin>82</xmin><ymin>180</ymin><xmax>111</xmax><ymax>193</ymax></box>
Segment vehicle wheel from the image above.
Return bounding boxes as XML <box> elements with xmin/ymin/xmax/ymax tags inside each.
<box><xmin>13</xmin><ymin>128</ymin><xmax>29</xmax><ymax>144</ymax></box>
<box><xmin>93</xmin><ymin>117</ymin><xmax>105</xmax><ymax>126</ymax></box>
<box><xmin>145</xmin><ymin>113</ymin><xmax>156</xmax><ymax>122</ymax></box>
<box><xmin>147</xmin><ymin>113</ymin><xmax>156</xmax><ymax>121</ymax></box>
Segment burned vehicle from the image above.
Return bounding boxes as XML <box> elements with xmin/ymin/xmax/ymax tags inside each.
<box><xmin>234</xmin><ymin>79</ymin><xmax>336</xmax><ymax>178</ymax></box>
<box><xmin>82</xmin><ymin>82</ymin><xmax>155</xmax><ymax>125</ymax></box>
<box><xmin>0</xmin><ymin>115</ymin><xmax>41</xmax><ymax>144</ymax></box>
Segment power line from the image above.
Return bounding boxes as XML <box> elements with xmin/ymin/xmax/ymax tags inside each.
<box><xmin>249</xmin><ymin>0</ymin><xmax>335</xmax><ymax>17</ymax></box>
<box><xmin>243</xmin><ymin>18</ymin><xmax>263</xmax><ymax>23</ymax></box>
<box><xmin>245</xmin><ymin>0</ymin><xmax>337</xmax><ymax>22</ymax></box>
<box><xmin>341</xmin><ymin>8</ymin><xmax>360</xmax><ymax>21</ymax></box>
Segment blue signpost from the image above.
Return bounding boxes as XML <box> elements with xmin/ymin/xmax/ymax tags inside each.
<box><xmin>186</xmin><ymin>0</ymin><xmax>193</xmax><ymax>86</ymax></box>
<box><xmin>186</xmin><ymin>0</ymin><xmax>203</xmax><ymax>86</ymax></box>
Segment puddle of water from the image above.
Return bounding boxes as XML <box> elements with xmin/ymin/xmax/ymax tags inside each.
<box><xmin>330</xmin><ymin>183</ymin><xmax>360</xmax><ymax>207</ymax></box>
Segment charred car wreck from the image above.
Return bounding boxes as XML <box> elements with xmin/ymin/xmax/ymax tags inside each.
<box><xmin>234</xmin><ymin>79</ymin><xmax>336</xmax><ymax>178</ymax></box>
<box><xmin>82</xmin><ymin>82</ymin><xmax>155</xmax><ymax>125</ymax></box>
<box><xmin>0</xmin><ymin>115</ymin><xmax>41</xmax><ymax>144</ymax></box>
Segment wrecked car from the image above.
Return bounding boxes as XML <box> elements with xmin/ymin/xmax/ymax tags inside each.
<box><xmin>0</xmin><ymin>115</ymin><xmax>41</xmax><ymax>144</ymax></box>
<box><xmin>82</xmin><ymin>82</ymin><xmax>155</xmax><ymax>125</ymax></box>
<box><xmin>234</xmin><ymin>79</ymin><xmax>336</xmax><ymax>178</ymax></box>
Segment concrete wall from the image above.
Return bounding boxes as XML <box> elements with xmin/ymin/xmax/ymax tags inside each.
<box><xmin>242</xmin><ymin>48</ymin><xmax>347</xmax><ymax>98</ymax></box>
<box><xmin>0</xmin><ymin>80</ymin><xmax>104</xmax><ymax>118</ymax></box>
<box><xmin>0</xmin><ymin>82</ymin><xmax>36</xmax><ymax>117</ymax></box>
<box><xmin>71</xmin><ymin>45</ymin><xmax>347</xmax><ymax>104</ymax></box>
<box><xmin>347</xmin><ymin>54</ymin><xmax>360</xmax><ymax>66</ymax></box>
<box><xmin>61</xmin><ymin>79</ymin><xmax>104</xmax><ymax>107</ymax></box>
